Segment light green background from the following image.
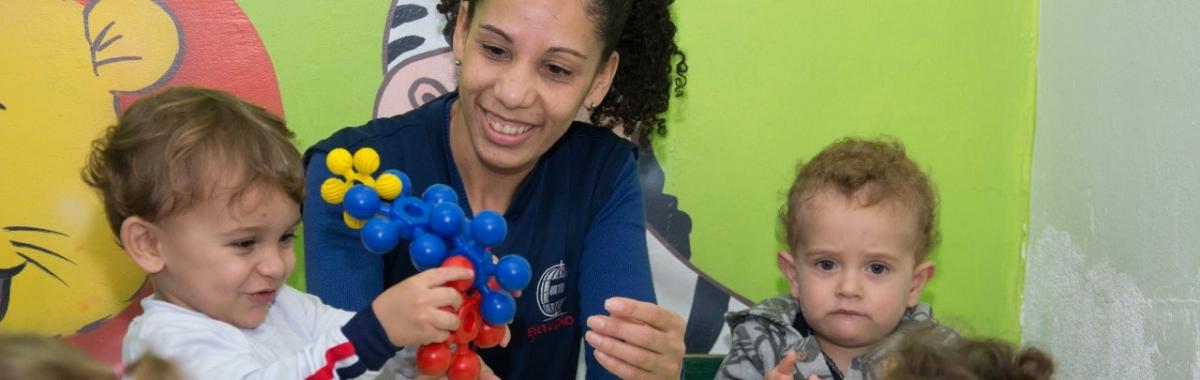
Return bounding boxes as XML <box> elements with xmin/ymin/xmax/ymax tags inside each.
<box><xmin>660</xmin><ymin>1</ymin><xmax>1037</xmax><ymax>342</ymax></box>
<box><xmin>239</xmin><ymin>1</ymin><xmax>392</xmax><ymax>291</ymax></box>
<box><xmin>240</xmin><ymin>1</ymin><xmax>1038</xmax><ymax>342</ymax></box>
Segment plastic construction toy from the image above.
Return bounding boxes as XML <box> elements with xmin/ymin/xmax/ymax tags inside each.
<box><xmin>319</xmin><ymin>147</ymin><xmax>532</xmax><ymax>380</ymax></box>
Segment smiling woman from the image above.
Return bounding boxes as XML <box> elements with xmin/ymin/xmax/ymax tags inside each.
<box><xmin>302</xmin><ymin>0</ymin><xmax>688</xmax><ymax>379</ymax></box>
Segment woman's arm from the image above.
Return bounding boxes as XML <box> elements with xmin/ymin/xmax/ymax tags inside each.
<box><xmin>303</xmin><ymin>151</ymin><xmax>385</xmax><ymax>310</ymax></box>
<box><xmin>579</xmin><ymin>154</ymin><xmax>685</xmax><ymax>380</ymax></box>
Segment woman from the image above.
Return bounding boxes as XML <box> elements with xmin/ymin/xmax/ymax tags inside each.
<box><xmin>303</xmin><ymin>0</ymin><xmax>688</xmax><ymax>378</ymax></box>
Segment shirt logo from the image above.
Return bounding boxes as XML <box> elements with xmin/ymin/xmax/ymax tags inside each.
<box><xmin>536</xmin><ymin>261</ymin><xmax>567</xmax><ymax>319</ymax></box>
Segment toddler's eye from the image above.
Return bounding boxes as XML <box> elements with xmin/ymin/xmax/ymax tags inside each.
<box><xmin>816</xmin><ymin>260</ymin><xmax>837</xmax><ymax>271</ymax></box>
<box><xmin>230</xmin><ymin>239</ymin><xmax>255</xmax><ymax>249</ymax></box>
<box><xmin>868</xmin><ymin>263</ymin><xmax>889</xmax><ymax>274</ymax></box>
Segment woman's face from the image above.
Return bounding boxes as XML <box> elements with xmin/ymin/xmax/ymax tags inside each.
<box><xmin>451</xmin><ymin>0</ymin><xmax>618</xmax><ymax>173</ymax></box>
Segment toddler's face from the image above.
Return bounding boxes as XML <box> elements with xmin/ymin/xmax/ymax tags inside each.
<box><xmin>779</xmin><ymin>189</ymin><xmax>933</xmax><ymax>352</ymax></box>
<box><xmin>151</xmin><ymin>184</ymin><xmax>299</xmax><ymax>329</ymax></box>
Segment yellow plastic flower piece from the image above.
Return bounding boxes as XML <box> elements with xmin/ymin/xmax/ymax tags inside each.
<box><xmin>353</xmin><ymin>147</ymin><xmax>381</xmax><ymax>176</ymax></box>
<box><xmin>375</xmin><ymin>172</ymin><xmax>403</xmax><ymax>200</ymax></box>
<box><xmin>320</xmin><ymin>178</ymin><xmax>349</xmax><ymax>204</ymax></box>
<box><xmin>326</xmin><ymin>148</ymin><xmax>353</xmax><ymax>176</ymax></box>
<box><xmin>343</xmin><ymin>211</ymin><xmax>366</xmax><ymax>230</ymax></box>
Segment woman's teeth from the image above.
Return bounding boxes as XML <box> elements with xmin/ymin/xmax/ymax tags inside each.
<box><xmin>489</xmin><ymin>119</ymin><xmax>532</xmax><ymax>135</ymax></box>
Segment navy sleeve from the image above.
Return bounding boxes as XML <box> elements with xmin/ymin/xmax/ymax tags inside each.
<box><xmin>579</xmin><ymin>153</ymin><xmax>656</xmax><ymax>380</ymax></box>
<box><xmin>304</xmin><ymin>151</ymin><xmax>385</xmax><ymax>311</ymax></box>
<box><xmin>341</xmin><ymin>303</ymin><xmax>401</xmax><ymax>372</ymax></box>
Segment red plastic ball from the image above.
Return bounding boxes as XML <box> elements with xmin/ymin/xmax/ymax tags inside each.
<box><xmin>448</xmin><ymin>350</ymin><xmax>481</xmax><ymax>380</ymax></box>
<box><xmin>476</xmin><ymin>323</ymin><xmax>505</xmax><ymax>348</ymax></box>
<box><xmin>454</xmin><ymin>301</ymin><xmax>482</xmax><ymax>345</ymax></box>
<box><xmin>442</xmin><ymin>256</ymin><xmax>475</xmax><ymax>292</ymax></box>
<box><xmin>416</xmin><ymin>342</ymin><xmax>452</xmax><ymax>375</ymax></box>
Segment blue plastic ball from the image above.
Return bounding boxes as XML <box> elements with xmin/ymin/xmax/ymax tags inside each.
<box><xmin>421</xmin><ymin>184</ymin><xmax>459</xmax><ymax>205</ymax></box>
<box><xmin>494</xmin><ymin>255</ymin><xmax>532</xmax><ymax>291</ymax></box>
<box><xmin>384</xmin><ymin>170</ymin><xmax>412</xmax><ymax>198</ymax></box>
<box><xmin>344</xmin><ymin>185</ymin><xmax>381</xmax><ymax>220</ymax></box>
<box><xmin>409</xmin><ymin>233</ymin><xmax>448</xmax><ymax>271</ymax></box>
<box><xmin>480</xmin><ymin>291</ymin><xmax>516</xmax><ymax>325</ymax></box>
<box><xmin>471</xmin><ymin>211</ymin><xmax>507</xmax><ymax>246</ymax></box>
<box><xmin>428</xmin><ymin>202</ymin><xmax>466</xmax><ymax>239</ymax></box>
<box><xmin>361</xmin><ymin>218</ymin><xmax>400</xmax><ymax>254</ymax></box>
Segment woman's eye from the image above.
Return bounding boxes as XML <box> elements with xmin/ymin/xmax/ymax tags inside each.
<box><xmin>868</xmin><ymin>263</ymin><xmax>889</xmax><ymax>274</ymax></box>
<box><xmin>280</xmin><ymin>233</ymin><xmax>296</xmax><ymax>244</ymax></box>
<box><xmin>545</xmin><ymin>64</ymin><xmax>572</xmax><ymax>79</ymax></box>
<box><xmin>482</xmin><ymin>44</ymin><xmax>507</xmax><ymax>58</ymax></box>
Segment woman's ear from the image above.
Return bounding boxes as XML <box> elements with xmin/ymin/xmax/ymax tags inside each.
<box><xmin>120</xmin><ymin>216</ymin><xmax>165</xmax><ymax>273</ymax></box>
<box><xmin>584</xmin><ymin>51</ymin><xmax>620</xmax><ymax>109</ymax></box>
<box><xmin>451</xmin><ymin>1</ymin><xmax>471</xmax><ymax>64</ymax></box>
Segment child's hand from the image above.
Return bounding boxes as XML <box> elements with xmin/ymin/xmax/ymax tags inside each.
<box><xmin>372</xmin><ymin>267</ymin><xmax>474</xmax><ymax>347</ymax></box>
<box><xmin>765</xmin><ymin>351</ymin><xmax>801</xmax><ymax>380</ymax></box>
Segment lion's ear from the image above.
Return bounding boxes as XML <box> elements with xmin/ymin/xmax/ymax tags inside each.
<box><xmin>84</xmin><ymin>0</ymin><xmax>182</xmax><ymax>92</ymax></box>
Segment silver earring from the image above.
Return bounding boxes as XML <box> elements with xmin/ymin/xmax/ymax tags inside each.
<box><xmin>454</xmin><ymin>59</ymin><xmax>462</xmax><ymax>66</ymax></box>
<box><xmin>584</xmin><ymin>102</ymin><xmax>597</xmax><ymax>111</ymax></box>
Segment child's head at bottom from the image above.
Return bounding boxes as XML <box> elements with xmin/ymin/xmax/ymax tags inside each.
<box><xmin>83</xmin><ymin>86</ymin><xmax>303</xmax><ymax>329</ymax></box>
<box><xmin>0</xmin><ymin>334</ymin><xmax>181</xmax><ymax>380</ymax></box>
<box><xmin>777</xmin><ymin>137</ymin><xmax>940</xmax><ymax>358</ymax></box>
<box><xmin>877</xmin><ymin>334</ymin><xmax>1054</xmax><ymax>380</ymax></box>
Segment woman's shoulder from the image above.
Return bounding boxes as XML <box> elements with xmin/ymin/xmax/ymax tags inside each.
<box><xmin>550</xmin><ymin>122</ymin><xmax>637</xmax><ymax>164</ymax></box>
<box><xmin>307</xmin><ymin>93</ymin><xmax>455</xmax><ymax>157</ymax></box>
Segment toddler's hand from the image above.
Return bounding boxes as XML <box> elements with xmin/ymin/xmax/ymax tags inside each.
<box><xmin>373</xmin><ymin>267</ymin><xmax>473</xmax><ymax>347</ymax></box>
<box><xmin>764</xmin><ymin>351</ymin><xmax>799</xmax><ymax>380</ymax></box>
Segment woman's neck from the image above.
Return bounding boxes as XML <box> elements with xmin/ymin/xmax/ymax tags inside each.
<box><xmin>448</xmin><ymin>101</ymin><xmax>533</xmax><ymax>215</ymax></box>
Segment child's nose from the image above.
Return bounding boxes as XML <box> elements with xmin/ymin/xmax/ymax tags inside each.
<box><xmin>835</xmin><ymin>273</ymin><xmax>863</xmax><ymax>298</ymax></box>
<box><xmin>256</xmin><ymin>247</ymin><xmax>287</xmax><ymax>279</ymax></box>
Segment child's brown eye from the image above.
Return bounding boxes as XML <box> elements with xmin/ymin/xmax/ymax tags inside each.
<box><xmin>231</xmin><ymin>239</ymin><xmax>255</xmax><ymax>249</ymax></box>
<box><xmin>868</xmin><ymin>264</ymin><xmax>889</xmax><ymax>274</ymax></box>
<box><xmin>817</xmin><ymin>260</ymin><xmax>836</xmax><ymax>271</ymax></box>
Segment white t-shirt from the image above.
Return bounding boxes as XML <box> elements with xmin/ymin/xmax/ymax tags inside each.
<box><xmin>123</xmin><ymin>286</ymin><xmax>414</xmax><ymax>379</ymax></box>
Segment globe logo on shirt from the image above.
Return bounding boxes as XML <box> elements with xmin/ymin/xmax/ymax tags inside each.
<box><xmin>536</xmin><ymin>261</ymin><xmax>567</xmax><ymax>320</ymax></box>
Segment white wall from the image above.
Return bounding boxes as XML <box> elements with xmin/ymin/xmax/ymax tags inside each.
<box><xmin>1024</xmin><ymin>1</ymin><xmax>1200</xmax><ymax>378</ymax></box>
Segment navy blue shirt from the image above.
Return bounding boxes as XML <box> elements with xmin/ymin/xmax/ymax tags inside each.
<box><xmin>302</xmin><ymin>92</ymin><xmax>654</xmax><ymax>379</ymax></box>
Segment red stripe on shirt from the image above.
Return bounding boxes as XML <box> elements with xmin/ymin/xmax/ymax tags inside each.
<box><xmin>305</xmin><ymin>342</ymin><xmax>357</xmax><ymax>380</ymax></box>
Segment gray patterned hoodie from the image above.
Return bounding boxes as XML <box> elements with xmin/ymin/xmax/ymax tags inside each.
<box><xmin>715</xmin><ymin>295</ymin><xmax>957</xmax><ymax>380</ymax></box>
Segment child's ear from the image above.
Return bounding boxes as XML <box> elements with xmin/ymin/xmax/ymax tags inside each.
<box><xmin>907</xmin><ymin>260</ymin><xmax>936</xmax><ymax>307</ymax></box>
<box><xmin>777</xmin><ymin>250</ymin><xmax>802</xmax><ymax>300</ymax></box>
<box><xmin>120</xmin><ymin>217</ymin><xmax>165</xmax><ymax>273</ymax></box>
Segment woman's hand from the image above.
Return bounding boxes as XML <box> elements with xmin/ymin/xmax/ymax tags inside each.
<box><xmin>584</xmin><ymin>297</ymin><xmax>686</xmax><ymax>379</ymax></box>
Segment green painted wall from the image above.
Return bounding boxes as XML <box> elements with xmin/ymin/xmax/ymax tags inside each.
<box><xmin>238</xmin><ymin>0</ymin><xmax>392</xmax><ymax>291</ymax></box>
<box><xmin>237</xmin><ymin>1</ymin><xmax>1038</xmax><ymax>342</ymax></box>
<box><xmin>660</xmin><ymin>1</ymin><xmax>1038</xmax><ymax>342</ymax></box>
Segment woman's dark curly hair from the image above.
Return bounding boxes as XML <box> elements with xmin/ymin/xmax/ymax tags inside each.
<box><xmin>437</xmin><ymin>0</ymin><xmax>688</xmax><ymax>146</ymax></box>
